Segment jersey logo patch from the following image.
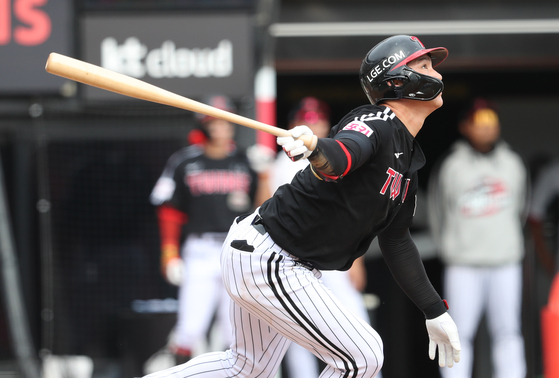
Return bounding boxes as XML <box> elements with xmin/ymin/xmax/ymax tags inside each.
<box><xmin>342</xmin><ymin>120</ymin><xmax>374</xmax><ymax>137</ymax></box>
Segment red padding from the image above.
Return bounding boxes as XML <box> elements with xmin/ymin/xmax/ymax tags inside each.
<box><xmin>542</xmin><ymin>273</ymin><xmax>559</xmax><ymax>378</ymax></box>
<box><xmin>157</xmin><ymin>206</ymin><xmax>188</xmax><ymax>248</ymax></box>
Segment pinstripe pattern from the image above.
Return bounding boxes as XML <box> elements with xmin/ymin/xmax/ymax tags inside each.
<box><xmin>144</xmin><ymin>210</ymin><xmax>383</xmax><ymax>378</ymax></box>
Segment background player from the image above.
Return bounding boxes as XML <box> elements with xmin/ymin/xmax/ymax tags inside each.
<box><xmin>270</xmin><ymin>96</ymin><xmax>372</xmax><ymax>378</ymax></box>
<box><xmin>144</xmin><ymin>35</ymin><xmax>461</xmax><ymax>378</ymax></box>
<box><xmin>148</xmin><ymin>95</ymin><xmax>271</xmax><ymax>368</ymax></box>
<box><xmin>427</xmin><ymin>98</ymin><xmax>528</xmax><ymax>378</ymax></box>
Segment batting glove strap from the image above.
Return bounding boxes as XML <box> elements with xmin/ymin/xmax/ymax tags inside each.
<box><xmin>423</xmin><ymin>299</ymin><xmax>449</xmax><ymax>319</ymax></box>
<box><xmin>425</xmin><ymin>312</ymin><xmax>461</xmax><ymax>368</ymax></box>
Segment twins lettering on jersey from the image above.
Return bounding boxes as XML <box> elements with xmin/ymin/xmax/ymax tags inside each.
<box><xmin>186</xmin><ymin>170</ymin><xmax>251</xmax><ymax>196</ymax></box>
<box><xmin>380</xmin><ymin>167</ymin><xmax>410</xmax><ymax>202</ymax></box>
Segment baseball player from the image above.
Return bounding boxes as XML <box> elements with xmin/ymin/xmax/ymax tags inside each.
<box><xmin>427</xmin><ymin>99</ymin><xmax>528</xmax><ymax>378</ymax></box>
<box><xmin>270</xmin><ymin>96</ymin><xmax>373</xmax><ymax>378</ymax></box>
<box><xmin>148</xmin><ymin>95</ymin><xmax>269</xmax><ymax>366</ymax></box>
<box><xmin>143</xmin><ymin>35</ymin><xmax>461</xmax><ymax>378</ymax></box>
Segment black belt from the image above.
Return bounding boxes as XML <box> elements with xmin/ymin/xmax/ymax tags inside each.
<box><xmin>233</xmin><ymin>213</ymin><xmax>315</xmax><ymax>271</ymax></box>
<box><xmin>251</xmin><ymin>214</ymin><xmax>266</xmax><ymax>235</ymax></box>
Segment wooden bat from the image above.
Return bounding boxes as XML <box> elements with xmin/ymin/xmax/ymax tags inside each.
<box><xmin>45</xmin><ymin>52</ymin><xmax>317</xmax><ymax>150</ymax></box>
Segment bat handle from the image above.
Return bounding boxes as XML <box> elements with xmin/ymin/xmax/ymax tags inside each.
<box><xmin>298</xmin><ymin>134</ymin><xmax>318</xmax><ymax>151</ymax></box>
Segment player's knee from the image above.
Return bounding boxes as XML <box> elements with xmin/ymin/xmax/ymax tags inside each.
<box><xmin>358</xmin><ymin>352</ymin><xmax>383</xmax><ymax>377</ymax></box>
<box><xmin>354</xmin><ymin>336</ymin><xmax>383</xmax><ymax>377</ymax></box>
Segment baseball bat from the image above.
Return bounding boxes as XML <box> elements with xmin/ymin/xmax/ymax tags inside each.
<box><xmin>45</xmin><ymin>53</ymin><xmax>317</xmax><ymax>150</ymax></box>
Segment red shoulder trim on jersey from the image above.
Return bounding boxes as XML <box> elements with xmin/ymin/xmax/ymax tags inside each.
<box><xmin>336</xmin><ymin>140</ymin><xmax>352</xmax><ymax>177</ymax></box>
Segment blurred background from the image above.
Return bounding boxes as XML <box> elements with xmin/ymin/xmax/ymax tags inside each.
<box><xmin>1</xmin><ymin>0</ymin><xmax>558</xmax><ymax>377</ymax></box>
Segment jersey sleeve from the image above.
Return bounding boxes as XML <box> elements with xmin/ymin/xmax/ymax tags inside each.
<box><xmin>308</xmin><ymin>116</ymin><xmax>384</xmax><ymax>181</ymax></box>
<box><xmin>150</xmin><ymin>146</ymin><xmax>196</xmax><ymax>206</ymax></box>
<box><xmin>165</xmin><ymin>163</ymin><xmax>190</xmax><ymax>212</ymax></box>
<box><xmin>378</xmin><ymin>226</ymin><xmax>447</xmax><ymax>319</ymax></box>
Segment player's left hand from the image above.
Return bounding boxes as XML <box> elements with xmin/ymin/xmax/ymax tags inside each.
<box><xmin>277</xmin><ymin>125</ymin><xmax>314</xmax><ymax>161</ymax></box>
<box><xmin>425</xmin><ymin>312</ymin><xmax>461</xmax><ymax>367</ymax></box>
<box><xmin>165</xmin><ymin>257</ymin><xmax>184</xmax><ymax>286</ymax></box>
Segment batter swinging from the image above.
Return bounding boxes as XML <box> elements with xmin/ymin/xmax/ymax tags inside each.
<box><xmin>144</xmin><ymin>35</ymin><xmax>461</xmax><ymax>378</ymax></box>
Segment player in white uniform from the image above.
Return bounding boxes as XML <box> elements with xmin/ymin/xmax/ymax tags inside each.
<box><xmin>148</xmin><ymin>95</ymin><xmax>268</xmax><ymax>368</ymax></box>
<box><xmin>143</xmin><ymin>35</ymin><xmax>461</xmax><ymax>378</ymax></box>
<box><xmin>270</xmin><ymin>97</ymin><xmax>372</xmax><ymax>378</ymax></box>
<box><xmin>427</xmin><ymin>99</ymin><xmax>528</xmax><ymax>378</ymax></box>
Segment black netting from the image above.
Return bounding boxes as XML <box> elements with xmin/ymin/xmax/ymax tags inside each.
<box><xmin>46</xmin><ymin>140</ymin><xmax>179</xmax><ymax>357</ymax></box>
<box><xmin>0</xmin><ymin>287</ymin><xmax>14</xmax><ymax>360</ymax></box>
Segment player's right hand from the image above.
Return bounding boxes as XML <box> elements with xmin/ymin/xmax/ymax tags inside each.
<box><xmin>277</xmin><ymin>125</ymin><xmax>314</xmax><ymax>161</ymax></box>
<box><xmin>425</xmin><ymin>312</ymin><xmax>461</xmax><ymax>368</ymax></box>
<box><xmin>164</xmin><ymin>257</ymin><xmax>184</xmax><ymax>286</ymax></box>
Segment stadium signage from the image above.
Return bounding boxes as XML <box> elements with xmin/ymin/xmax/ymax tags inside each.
<box><xmin>82</xmin><ymin>13</ymin><xmax>253</xmax><ymax>101</ymax></box>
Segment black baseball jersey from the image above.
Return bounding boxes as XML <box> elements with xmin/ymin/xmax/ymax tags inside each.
<box><xmin>260</xmin><ymin>104</ymin><xmax>425</xmax><ymax>271</ymax></box>
<box><xmin>151</xmin><ymin>145</ymin><xmax>259</xmax><ymax>234</ymax></box>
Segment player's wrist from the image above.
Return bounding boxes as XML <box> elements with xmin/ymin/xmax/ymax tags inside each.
<box><xmin>423</xmin><ymin>299</ymin><xmax>449</xmax><ymax>319</ymax></box>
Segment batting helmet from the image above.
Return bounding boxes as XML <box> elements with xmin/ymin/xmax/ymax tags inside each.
<box><xmin>288</xmin><ymin>97</ymin><xmax>331</xmax><ymax>125</ymax></box>
<box><xmin>195</xmin><ymin>94</ymin><xmax>237</xmax><ymax>124</ymax></box>
<box><xmin>188</xmin><ymin>95</ymin><xmax>237</xmax><ymax>145</ymax></box>
<box><xmin>359</xmin><ymin>35</ymin><xmax>448</xmax><ymax>105</ymax></box>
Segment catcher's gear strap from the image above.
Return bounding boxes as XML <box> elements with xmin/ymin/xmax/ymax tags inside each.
<box><xmin>308</xmin><ymin>132</ymin><xmax>371</xmax><ymax>181</ymax></box>
<box><xmin>157</xmin><ymin>205</ymin><xmax>188</xmax><ymax>250</ymax></box>
<box><xmin>378</xmin><ymin>226</ymin><xmax>447</xmax><ymax>319</ymax></box>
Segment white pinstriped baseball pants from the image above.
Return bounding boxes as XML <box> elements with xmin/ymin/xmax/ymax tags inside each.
<box><xmin>440</xmin><ymin>264</ymin><xmax>526</xmax><ymax>378</ymax></box>
<box><xmin>143</xmin><ymin>209</ymin><xmax>384</xmax><ymax>378</ymax></box>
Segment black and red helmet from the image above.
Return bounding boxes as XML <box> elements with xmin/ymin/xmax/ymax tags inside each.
<box><xmin>188</xmin><ymin>95</ymin><xmax>237</xmax><ymax>145</ymax></box>
<box><xmin>359</xmin><ymin>35</ymin><xmax>448</xmax><ymax>105</ymax></box>
<box><xmin>195</xmin><ymin>94</ymin><xmax>237</xmax><ymax>124</ymax></box>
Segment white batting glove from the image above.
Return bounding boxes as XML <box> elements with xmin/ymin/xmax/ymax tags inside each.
<box><xmin>426</xmin><ymin>312</ymin><xmax>461</xmax><ymax>367</ymax></box>
<box><xmin>165</xmin><ymin>257</ymin><xmax>184</xmax><ymax>286</ymax></box>
<box><xmin>277</xmin><ymin>125</ymin><xmax>314</xmax><ymax>161</ymax></box>
<box><xmin>246</xmin><ymin>144</ymin><xmax>276</xmax><ymax>173</ymax></box>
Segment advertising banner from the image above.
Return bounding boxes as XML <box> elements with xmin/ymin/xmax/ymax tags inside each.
<box><xmin>82</xmin><ymin>13</ymin><xmax>254</xmax><ymax>102</ymax></box>
<box><xmin>0</xmin><ymin>0</ymin><xmax>71</xmax><ymax>94</ymax></box>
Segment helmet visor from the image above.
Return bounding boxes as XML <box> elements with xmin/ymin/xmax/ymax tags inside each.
<box><xmin>391</xmin><ymin>47</ymin><xmax>448</xmax><ymax>72</ymax></box>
